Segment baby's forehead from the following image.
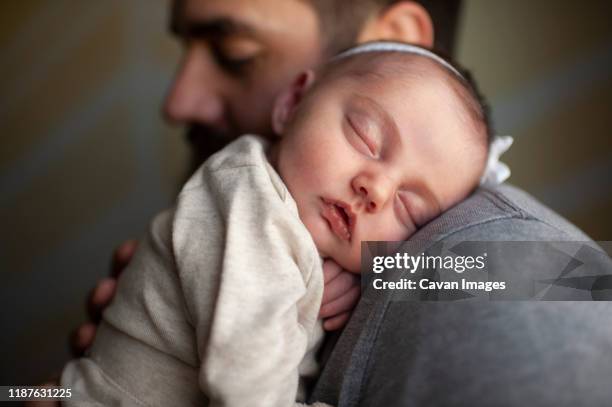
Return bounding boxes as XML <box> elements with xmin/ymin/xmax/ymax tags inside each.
<box><xmin>320</xmin><ymin>52</ymin><xmax>452</xmax><ymax>88</ymax></box>
<box><xmin>319</xmin><ymin>51</ymin><xmax>487</xmax><ymax>144</ymax></box>
<box><xmin>316</xmin><ymin>53</ymin><xmax>469</xmax><ymax>116</ymax></box>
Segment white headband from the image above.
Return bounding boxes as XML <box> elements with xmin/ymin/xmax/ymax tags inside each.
<box><xmin>332</xmin><ymin>41</ymin><xmax>464</xmax><ymax>80</ymax></box>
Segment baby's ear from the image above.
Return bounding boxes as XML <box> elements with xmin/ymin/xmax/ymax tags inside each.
<box><xmin>272</xmin><ymin>70</ymin><xmax>316</xmax><ymax>136</ymax></box>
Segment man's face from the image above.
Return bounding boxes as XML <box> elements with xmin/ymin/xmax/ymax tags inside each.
<box><xmin>275</xmin><ymin>63</ymin><xmax>486</xmax><ymax>272</ymax></box>
<box><xmin>164</xmin><ymin>0</ymin><xmax>323</xmax><ymax>165</ymax></box>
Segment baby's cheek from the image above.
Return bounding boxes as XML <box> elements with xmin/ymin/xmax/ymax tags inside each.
<box><xmin>377</xmin><ymin>216</ymin><xmax>414</xmax><ymax>242</ymax></box>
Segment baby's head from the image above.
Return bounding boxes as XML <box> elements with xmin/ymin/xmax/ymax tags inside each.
<box><xmin>269</xmin><ymin>42</ymin><xmax>490</xmax><ymax>272</ymax></box>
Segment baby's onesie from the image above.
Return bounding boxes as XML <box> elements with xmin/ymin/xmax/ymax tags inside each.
<box><xmin>61</xmin><ymin>135</ymin><xmax>326</xmax><ymax>407</ymax></box>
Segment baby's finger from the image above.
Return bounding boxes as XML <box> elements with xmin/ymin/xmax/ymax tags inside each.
<box><xmin>319</xmin><ymin>286</ymin><xmax>360</xmax><ymax>318</ymax></box>
<box><xmin>86</xmin><ymin>278</ymin><xmax>117</xmax><ymax>323</ymax></box>
<box><xmin>69</xmin><ymin>322</ymin><xmax>96</xmax><ymax>357</ymax></box>
<box><xmin>322</xmin><ymin>259</ymin><xmax>343</xmax><ymax>283</ymax></box>
<box><xmin>323</xmin><ymin>312</ymin><xmax>351</xmax><ymax>331</ymax></box>
<box><xmin>321</xmin><ymin>271</ymin><xmax>358</xmax><ymax>305</ymax></box>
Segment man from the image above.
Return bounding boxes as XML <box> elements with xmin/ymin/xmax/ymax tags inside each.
<box><xmin>74</xmin><ymin>0</ymin><xmax>459</xmax><ymax>352</ymax></box>
<box><xmin>59</xmin><ymin>0</ymin><xmax>612</xmax><ymax>406</ymax></box>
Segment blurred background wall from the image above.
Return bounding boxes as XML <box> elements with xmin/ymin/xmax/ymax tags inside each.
<box><xmin>1</xmin><ymin>0</ymin><xmax>611</xmax><ymax>385</ymax></box>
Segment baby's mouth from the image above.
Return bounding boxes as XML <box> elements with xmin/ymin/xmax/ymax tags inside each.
<box><xmin>321</xmin><ymin>198</ymin><xmax>355</xmax><ymax>242</ymax></box>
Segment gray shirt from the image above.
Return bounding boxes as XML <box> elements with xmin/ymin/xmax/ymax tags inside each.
<box><xmin>310</xmin><ymin>184</ymin><xmax>612</xmax><ymax>407</ymax></box>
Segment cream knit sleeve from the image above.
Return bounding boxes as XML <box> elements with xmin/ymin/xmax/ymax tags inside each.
<box><xmin>173</xmin><ymin>158</ymin><xmax>325</xmax><ymax>407</ymax></box>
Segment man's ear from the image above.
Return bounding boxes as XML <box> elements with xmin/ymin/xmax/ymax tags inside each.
<box><xmin>272</xmin><ymin>70</ymin><xmax>316</xmax><ymax>136</ymax></box>
<box><xmin>357</xmin><ymin>1</ymin><xmax>434</xmax><ymax>49</ymax></box>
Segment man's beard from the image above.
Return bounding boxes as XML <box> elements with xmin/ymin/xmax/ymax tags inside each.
<box><xmin>184</xmin><ymin>124</ymin><xmax>234</xmax><ymax>179</ymax></box>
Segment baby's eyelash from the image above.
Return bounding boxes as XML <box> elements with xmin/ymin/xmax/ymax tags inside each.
<box><xmin>395</xmin><ymin>192</ymin><xmax>417</xmax><ymax>230</ymax></box>
<box><xmin>347</xmin><ymin>116</ymin><xmax>378</xmax><ymax>157</ymax></box>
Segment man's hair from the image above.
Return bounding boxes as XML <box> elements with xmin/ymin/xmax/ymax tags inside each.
<box><xmin>306</xmin><ymin>0</ymin><xmax>463</xmax><ymax>57</ymax></box>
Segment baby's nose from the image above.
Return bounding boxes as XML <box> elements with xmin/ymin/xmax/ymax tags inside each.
<box><xmin>352</xmin><ymin>173</ymin><xmax>393</xmax><ymax>213</ymax></box>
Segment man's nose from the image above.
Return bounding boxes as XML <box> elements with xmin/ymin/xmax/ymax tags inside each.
<box><xmin>352</xmin><ymin>172</ymin><xmax>393</xmax><ymax>213</ymax></box>
<box><xmin>163</xmin><ymin>47</ymin><xmax>226</xmax><ymax>128</ymax></box>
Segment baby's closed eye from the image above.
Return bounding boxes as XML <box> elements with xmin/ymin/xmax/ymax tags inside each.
<box><xmin>394</xmin><ymin>191</ymin><xmax>418</xmax><ymax>232</ymax></box>
<box><xmin>396</xmin><ymin>189</ymin><xmax>439</xmax><ymax>230</ymax></box>
<box><xmin>345</xmin><ymin>113</ymin><xmax>380</xmax><ymax>158</ymax></box>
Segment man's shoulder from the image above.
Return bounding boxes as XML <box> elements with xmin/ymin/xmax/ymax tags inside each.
<box><xmin>311</xmin><ymin>184</ymin><xmax>606</xmax><ymax>407</ymax></box>
<box><xmin>413</xmin><ymin>183</ymin><xmax>591</xmax><ymax>242</ymax></box>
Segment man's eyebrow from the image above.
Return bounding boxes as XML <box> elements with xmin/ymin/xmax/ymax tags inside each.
<box><xmin>170</xmin><ymin>16</ymin><xmax>256</xmax><ymax>39</ymax></box>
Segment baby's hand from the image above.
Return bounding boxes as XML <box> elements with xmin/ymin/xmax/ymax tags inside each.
<box><xmin>319</xmin><ymin>260</ymin><xmax>361</xmax><ymax>331</ymax></box>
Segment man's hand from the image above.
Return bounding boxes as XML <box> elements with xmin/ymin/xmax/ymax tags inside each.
<box><xmin>319</xmin><ymin>260</ymin><xmax>361</xmax><ymax>331</ymax></box>
<box><xmin>23</xmin><ymin>382</ymin><xmax>60</xmax><ymax>407</ymax></box>
<box><xmin>69</xmin><ymin>240</ymin><xmax>138</xmax><ymax>356</ymax></box>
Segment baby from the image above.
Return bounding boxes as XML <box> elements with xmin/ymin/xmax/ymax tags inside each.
<box><xmin>61</xmin><ymin>42</ymin><xmax>495</xmax><ymax>406</ymax></box>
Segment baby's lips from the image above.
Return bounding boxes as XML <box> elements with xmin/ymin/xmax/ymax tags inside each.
<box><xmin>321</xmin><ymin>199</ymin><xmax>352</xmax><ymax>241</ymax></box>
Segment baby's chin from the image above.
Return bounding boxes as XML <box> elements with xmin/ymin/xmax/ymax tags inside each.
<box><xmin>308</xmin><ymin>224</ymin><xmax>362</xmax><ymax>273</ymax></box>
<box><xmin>315</xmin><ymin>245</ymin><xmax>361</xmax><ymax>274</ymax></box>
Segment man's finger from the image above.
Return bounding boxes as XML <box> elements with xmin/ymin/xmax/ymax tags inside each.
<box><xmin>23</xmin><ymin>400</ymin><xmax>60</xmax><ymax>407</ymax></box>
<box><xmin>23</xmin><ymin>381</ymin><xmax>60</xmax><ymax>407</ymax></box>
<box><xmin>323</xmin><ymin>312</ymin><xmax>351</xmax><ymax>331</ymax></box>
<box><xmin>69</xmin><ymin>322</ymin><xmax>97</xmax><ymax>357</ymax></box>
<box><xmin>86</xmin><ymin>278</ymin><xmax>117</xmax><ymax>323</ymax></box>
<box><xmin>111</xmin><ymin>239</ymin><xmax>138</xmax><ymax>277</ymax></box>
<box><xmin>319</xmin><ymin>285</ymin><xmax>360</xmax><ymax>318</ymax></box>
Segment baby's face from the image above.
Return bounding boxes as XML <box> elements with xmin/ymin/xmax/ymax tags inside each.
<box><xmin>275</xmin><ymin>63</ymin><xmax>486</xmax><ymax>272</ymax></box>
